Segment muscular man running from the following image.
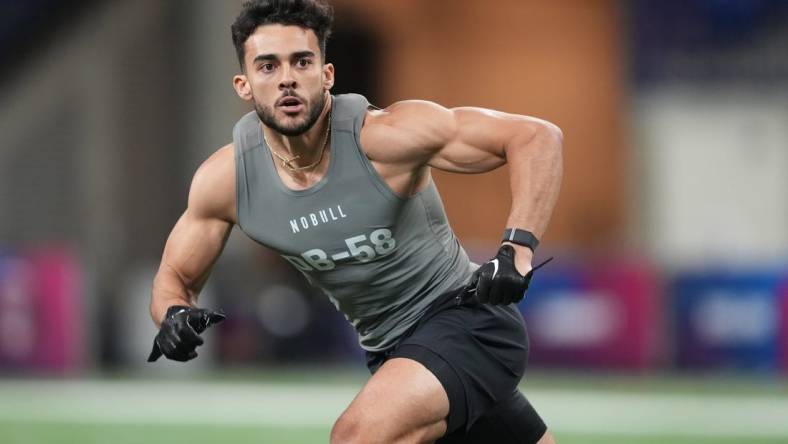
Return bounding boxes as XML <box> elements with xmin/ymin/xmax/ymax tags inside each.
<box><xmin>148</xmin><ymin>1</ymin><xmax>562</xmax><ymax>443</ymax></box>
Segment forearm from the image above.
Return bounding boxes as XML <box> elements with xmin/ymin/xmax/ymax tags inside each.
<box><xmin>150</xmin><ymin>267</ymin><xmax>197</xmax><ymax>328</ymax></box>
<box><xmin>504</xmin><ymin>122</ymin><xmax>563</xmax><ymax>240</ymax></box>
<box><xmin>149</xmin><ymin>209</ymin><xmax>231</xmax><ymax>328</ymax></box>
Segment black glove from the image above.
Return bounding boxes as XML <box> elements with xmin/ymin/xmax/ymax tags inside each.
<box><xmin>465</xmin><ymin>245</ymin><xmax>553</xmax><ymax>305</ymax></box>
<box><xmin>147</xmin><ymin>305</ymin><xmax>226</xmax><ymax>362</ymax></box>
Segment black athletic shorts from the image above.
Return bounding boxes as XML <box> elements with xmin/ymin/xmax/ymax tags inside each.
<box><xmin>365</xmin><ymin>287</ymin><xmax>547</xmax><ymax>443</ymax></box>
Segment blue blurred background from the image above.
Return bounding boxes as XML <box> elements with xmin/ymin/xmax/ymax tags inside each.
<box><xmin>1</xmin><ymin>1</ymin><xmax>788</xmax><ymax>443</ymax></box>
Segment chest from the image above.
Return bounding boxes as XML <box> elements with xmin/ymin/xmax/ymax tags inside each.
<box><xmin>271</xmin><ymin>151</ymin><xmax>427</xmax><ymax>200</ymax></box>
<box><xmin>240</xmin><ymin>163</ymin><xmax>409</xmax><ymax>273</ymax></box>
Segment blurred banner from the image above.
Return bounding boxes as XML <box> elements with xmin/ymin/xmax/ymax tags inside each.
<box><xmin>0</xmin><ymin>248</ymin><xmax>84</xmax><ymax>374</ymax></box>
<box><xmin>519</xmin><ymin>257</ymin><xmax>662</xmax><ymax>370</ymax></box>
<box><xmin>672</xmin><ymin>267</ymin><xmax>788</xmax><ymax>372</ymax></box>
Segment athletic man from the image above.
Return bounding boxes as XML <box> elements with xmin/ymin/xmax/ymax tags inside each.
<box><xmin>148</xmin><ymin>1</ymin><xmax>562</xmax><ymax>443</ymax></box>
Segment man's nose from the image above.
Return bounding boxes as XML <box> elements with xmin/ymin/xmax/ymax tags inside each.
<box><xmin>279</xmin><ymin>66</ymin><xmax>297</xmax><ymax>90</ymax></box>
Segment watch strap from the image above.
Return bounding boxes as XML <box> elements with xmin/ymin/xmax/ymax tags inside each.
<box><xmin>502</xmin><ymin>228</ymin><xmax>540</xmax><ymax>252</ymax></box>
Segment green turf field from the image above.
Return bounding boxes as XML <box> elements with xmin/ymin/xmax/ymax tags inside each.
<box><xmin>2</xmin><ymin>369</ymin><xmax>787</xmax><ymax>443</ymax></box>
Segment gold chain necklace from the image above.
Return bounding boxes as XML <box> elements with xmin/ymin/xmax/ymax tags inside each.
<box><xmin>263</xmin><ymin>111</ymin><xmax>331</xmax><ymax>172</ymax></box>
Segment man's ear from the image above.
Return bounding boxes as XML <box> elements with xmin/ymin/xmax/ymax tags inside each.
<box><xmin>323</xmin><ymin>63</ymin><xmax>335</xmax><ymax>91</ymax></box>
<box><xmin>233</xmin><ymin>74</ymin><xmax>253</xmax><ymax>101</ymax></box>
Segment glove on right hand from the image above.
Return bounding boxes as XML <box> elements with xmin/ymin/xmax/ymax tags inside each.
<box><xmin>464</xmin><ymin>245</ymin><xmax>553</xmax><ymax>305</ymax></box>
<box><xmin>147</xmin><ymin>305</ymin><xmax>225</xmax><ymax>363</ymax></box>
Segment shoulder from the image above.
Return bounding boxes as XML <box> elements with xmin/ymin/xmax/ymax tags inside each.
<box><xmin>188</xmin><ymin>143</ymin><xmax>236</xmax><ymax>223</ymax></box>
<box><xmin>364</xmin><ymin>100</ymin><xmax>457</xmax><ymax>143</ymax></box>
<box><xmin>360</xmin><ymin>100</ymin><xmax>458</xmax><ymax>164</ymax></box>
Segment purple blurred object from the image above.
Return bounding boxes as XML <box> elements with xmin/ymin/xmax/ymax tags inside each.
<box><xmin>0</xmin><ymin>248</ymin><xmax>84</xmax><ymax>374</ymax></box>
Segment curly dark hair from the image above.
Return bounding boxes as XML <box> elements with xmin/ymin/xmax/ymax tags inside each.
<box><xmin>231</xmin><ymin>0</ymin><xmax>334</xmax><ymax>69</ymax></box>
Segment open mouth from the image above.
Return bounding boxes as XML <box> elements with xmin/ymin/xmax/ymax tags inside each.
<box><xmin>277</xmin><ymin>96</ymin><xmax>304</xmax><ymax>114</ymax></box>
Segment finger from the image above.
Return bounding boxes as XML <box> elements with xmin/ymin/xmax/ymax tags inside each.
<box><xmin>475</xmin><ymin>275</ymin><xmax>492</xmax><ymax>303</ymax></box>
<box><xmin>188</xmin><ymin>309</ymin><xmax>226</xmax><ymax>333</ymax></box>
<box><xmin>187</xmin><ymin>311</ymin><xmax>208</xmax><ymax>334</ymax></box>
<box><xmin>173</xmin><ymin>338</ymin><xmax>198</xmax><ymax>362</ymax></box>
<box><xmin>170</xmin><ymin>350</ymin><xmax>192</xmax><ymax>362</ymax></box>
<box><xmin>147</xmin><ymin>342</ymin><xmax>163</xmax><ymax>362</ymax></box>
<box><xmin>170</xmin><ymin>345</ymin><xmax>194</xmax><ymax>362</ymax></box>
<box><xmin>160</xmin><ymin>329</ymin><xmax>195</xmax><ymax>360</ymax></box>
<box><xmin>511</xmin><ymin>275</ymin><xmax>530</xmax><ymax>303</ymax></box>
<box><xmin>206</xmin><ymin>310</ymin><xmax>226</xmax><ymax>327</ymax></box>
<box><xmin>488</xmin><ymin>277</ymin><xmax>505</xmax><ymax>305</ymax></box>
<box><xmin>508</xmin><ymin>280</ymin><xmax>527</xmax><ymax>304</ymax></box>
<box><xmin>506</xmin><ymin>274</ymin><xmax>528</xmax><ymax>304</ymax></box>
<box><xmin>523</xmin><ymin>271</ymin><xmax>535</xmax><ymax>290</ymax></box>
<box><xmin>178</xmin><ymin>325</ymin><xmax>204</xmax><ymax>348</ymax></box>
<box><xmin>160</xmin><ymin>337</ymin><xmax>180</xmax><ymax>360</ymax></box>
<box><xmin>170</xmin><ymin>331</ymin><xmax>200</xmax><ymax>357</ymax></box>
<box><xmin>171</xmin><ymin>345</ymin><xmax>196</xmax><ymax>362</ymax></box>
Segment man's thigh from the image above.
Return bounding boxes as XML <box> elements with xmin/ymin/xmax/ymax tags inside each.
<box><xmin>331</xmin><ymin>357</ymin><xmax>450</xmax><ymax>444</ymax></box>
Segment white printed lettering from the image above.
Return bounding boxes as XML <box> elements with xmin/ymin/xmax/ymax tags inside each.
<box><xmin>289</xmin><ymin>205</ymin><xmax>349</xmax><ymax>234</ymax></box>
<box><xmin>302</xmin><ymin>249</ymin><xmax>334</xmax><ymax>271</ymax></box>
<box><xmin>288</xmin><ymin>229</ymin><xmax>399</xmax><ymax>272</ymax></box>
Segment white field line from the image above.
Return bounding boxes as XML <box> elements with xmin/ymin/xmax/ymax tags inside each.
<box><xmin>0</xmin><ymin>380</ymin><xmax>787</xmax><ymax>438</ymax></box>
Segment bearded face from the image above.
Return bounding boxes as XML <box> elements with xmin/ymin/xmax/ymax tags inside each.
<box><xmin>253</xmin><ymin>87</ymin><xmax>326</xmax><ymax>137</ymax></box>
<box><xmin>236</xmin><ymin>24</ymin><xmax>335</xmax><ymax>137</ymax></box>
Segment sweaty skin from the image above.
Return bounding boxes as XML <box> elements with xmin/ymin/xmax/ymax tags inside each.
<box><xmin>150</xmin><ymin>23</ymin><xmax>561</xmax><ymax>444</ymax></box>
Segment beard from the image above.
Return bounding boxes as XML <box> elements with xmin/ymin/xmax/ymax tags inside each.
<box><xmin>254</xmin><ymin>89</ymin><xmax>326</xmax><ymax>137</ymax></box>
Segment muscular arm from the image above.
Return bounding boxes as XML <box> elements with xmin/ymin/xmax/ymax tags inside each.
<box><xmin>363</xmin><ymin>101</ymin><xmax>563</xmax><ymax>272</ymax></box>
<box><xmin>433</xmin><ymin>106</ymin><xmax>562</xmax><ymax>242</ymax></box>
<box><xmin>149</xmin><ymin>144</ymin><xmax>236</xmax><ymax>327</ymax></box>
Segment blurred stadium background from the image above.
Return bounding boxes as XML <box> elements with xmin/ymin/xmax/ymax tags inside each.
<box><xmin>2</xmin><ymin>0</ymin><xmax>788</xmax><ymax>443</ymax></box>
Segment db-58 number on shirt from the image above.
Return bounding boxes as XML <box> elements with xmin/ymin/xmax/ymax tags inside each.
<box><xmin>283</xmin><ymin>229</ymin><xmax>397</xmax><ymax>271</ymax></box>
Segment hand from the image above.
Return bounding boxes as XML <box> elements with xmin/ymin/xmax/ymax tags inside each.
<box><xmin>147</xmin><ymin>305</ymin><xmax>226</xmax><ymax>362</ymax></box>
<box><xmin>501</xmin><ymin>242</ymin><xmax>534</xmax><ymax>275</ymax></box>
<box><xmin>466</xmin><ymin>245</ymin><xmax>552</xmax><ymax>305</ymax></box>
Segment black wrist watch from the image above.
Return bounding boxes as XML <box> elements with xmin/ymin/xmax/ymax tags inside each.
<box><xmin>501</xmin><ymin>228</ymin><xmax>540</xmax><ymax>252</ymax></box>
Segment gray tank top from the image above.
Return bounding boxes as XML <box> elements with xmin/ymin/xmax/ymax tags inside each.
<box><xmin>234</xmin><ymin>93</ymin><xmax>475</xmax><ymax>351</ymax></box>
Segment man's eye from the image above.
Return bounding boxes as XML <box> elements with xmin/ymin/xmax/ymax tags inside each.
<box><xmin>297</xmin><ymin>58</ymin><xmax>311</xmax><ymax>67</ymax></box>
<box><xmin>260</xmin><ymin>63</ymin><xmax>274</xmax><ymax>72</ymax></box>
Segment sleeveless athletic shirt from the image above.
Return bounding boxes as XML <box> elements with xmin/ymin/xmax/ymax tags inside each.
<box><xmin>234</xmin><ymin>93</ymin><xmax>476</xmax><ymax>352</ymax></box>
